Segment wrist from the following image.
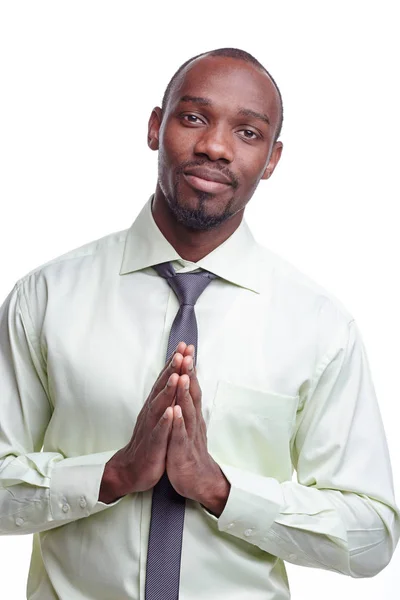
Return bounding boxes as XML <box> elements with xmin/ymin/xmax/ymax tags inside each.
<box><xmin>98</xmin><ymin>459</ymin><xmax>125</xmax><ymax>504</ymax></box>
<box><xmin>199</xmin><ymin>467</ymin><xmax>231</xmax><ymax>518</ymax></box>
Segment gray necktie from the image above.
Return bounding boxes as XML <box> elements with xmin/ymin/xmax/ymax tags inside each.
<box><xmin>145</xmin><ymin>261</ymin><xmax>217</xmax><ymax>600</ymax></box>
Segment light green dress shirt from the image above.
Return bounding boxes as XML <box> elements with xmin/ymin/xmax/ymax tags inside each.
<box><xmin>0</xmin><ymin>195</ymin><xmax>399</xmax><ymax>599</ymax></box>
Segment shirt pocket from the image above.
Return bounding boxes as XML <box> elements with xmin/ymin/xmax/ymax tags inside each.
<box><xmin>207</xmin><ymin>380</ymin><xmax>299</xmax><ymax>482</ymax></box>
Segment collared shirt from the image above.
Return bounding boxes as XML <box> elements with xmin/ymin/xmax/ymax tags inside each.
<box><xmin>0</xmin><ymin>195</ymin><xmax>399</xmax><ymax>599</ymax></box>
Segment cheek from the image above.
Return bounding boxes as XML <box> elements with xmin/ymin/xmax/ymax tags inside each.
<box><xmin>234</xmin><ymin>145</ymin><xmax>270</xmax><ymax>185</ymax></box>
<box><xmin>236</xmin><ymin>163</ymin><xmax>265</xmax><ymax>192</ymax></box>
<box><xmin>160</xmin><ymin>123</ymin><xmax>190</xmax><ymax>163</ymax></box>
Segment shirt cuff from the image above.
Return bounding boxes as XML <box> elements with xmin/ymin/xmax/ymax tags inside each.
<box><xmin>202</xmin><ymin>463</ymin><xmax>284</xmax><ymax>544</ymax></box>
<box><xmin>49</xmin><ymin>450</ymin><xmax>121</xmax><ymax>521</ymax></box>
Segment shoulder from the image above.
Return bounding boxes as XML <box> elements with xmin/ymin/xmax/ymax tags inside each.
<box><xmin>255</xmin><ymin>242</ymin><xmax>355</xmax><ymax>356</ymax></box>
<box><xmin>13</xmin><ymin>229</ymin><xmax>129</xmax><ymax>315</ymax></box>
<box><xmin>16</xmin><ymin>228</ymin><xmax>128</xmax><ymax>287</ymax></box>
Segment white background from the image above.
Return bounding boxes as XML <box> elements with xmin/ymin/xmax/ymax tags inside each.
<box><xmin>0</xmin><ymin>1</ymin><xmax>399</xmax><ymax>598</ymax></box>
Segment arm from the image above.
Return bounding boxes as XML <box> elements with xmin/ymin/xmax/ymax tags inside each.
<box><xmin>0</xmin><ymin>283</ymin><xmax>120</xmax><ymax>535</ymax></box>
<box><xmin>0</xmin><ymin>280</ymin><xmax>186</xmax><ymax>531</ymax></box>
<box><xmin>204</xmin><ymin>319</ymin><xmax>399</xmax><ymax>577</ymax></box>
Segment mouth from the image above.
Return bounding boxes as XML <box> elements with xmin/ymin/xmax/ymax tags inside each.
<box><xmin>183</xmin><ymin>174</ymin><xmax>231</xmax><ymax>193</ymax></box>
<box><xmin>183</xmin><ymin>168</ymin><xmax>233</xmax><ymax>194</ymax></box>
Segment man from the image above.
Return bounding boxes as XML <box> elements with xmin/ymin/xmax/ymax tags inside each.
<box><xmin>0</xmin><ymin>47</ymin><xmax>398</xmax><ymax>600</ymax></box>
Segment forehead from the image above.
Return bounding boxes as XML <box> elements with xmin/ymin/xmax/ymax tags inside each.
<box><xmin>168</xmin><ymin>55</ymin><xmax>280</xmax><ymax>125</ymax></box>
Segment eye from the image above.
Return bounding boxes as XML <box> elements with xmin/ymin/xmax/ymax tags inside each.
<box><xmin>181</xmin><ymin>114</ymin><xmax>205</xmax><ymax>125</ymax></box>
<box><xmin>238</xmin><ymin>129</ymin><xmax>259</xmax><ymax>140</ymax></box>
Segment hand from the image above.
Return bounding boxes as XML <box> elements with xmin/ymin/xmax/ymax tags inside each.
<box><xmin>99</xmin><ymin>343</ymin><xmax>187</xmax><ymax>503</ymax></box>
<box><xmin>166</xmin><ymin>348</ymin><xmax>231</xmax><ymax>516</ymax></box>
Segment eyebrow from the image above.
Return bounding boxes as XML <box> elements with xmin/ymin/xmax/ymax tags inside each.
<box><xmin>179</xmin><ymin>95</ymin><xmax>270</xmax><ymax>126</ymax></box>
<box><xmin>180</xmin><ymin>95</ymin><xmax>212</xmax><ymax>106</ymax></box>
<box><xmin>237</xmin><ymin>108</ymin><xmax>270</xmax><ymax>126</ymax></box>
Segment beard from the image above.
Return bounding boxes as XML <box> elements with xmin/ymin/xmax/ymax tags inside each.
<box><xmin>167</xmin><ymin>186</ymin><xmax>237</xmax><ymax>231</ymax></box>
<box><xmin>159</xmin><ymin>159</ymin><xmax>239</xmax><ymax>231</ymax></box>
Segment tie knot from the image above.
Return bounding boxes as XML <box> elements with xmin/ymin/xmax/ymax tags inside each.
<box><xmin>153</xmin><ymin>262</ymin><xmax>216</xmax><ymax>306</ymax></box>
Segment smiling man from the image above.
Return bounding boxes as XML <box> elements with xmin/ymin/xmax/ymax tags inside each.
<box><xmin>0</xmin><ymin>48</ymin><xmax>399</xmax><ymax>600</ymax></box>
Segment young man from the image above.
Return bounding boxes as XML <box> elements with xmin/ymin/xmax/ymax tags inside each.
<box><xmin>0</xmin><ymin>48</ymin><xmax>398</xmax><ymax>600</ymax></box>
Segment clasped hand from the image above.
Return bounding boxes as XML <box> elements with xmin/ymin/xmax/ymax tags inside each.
<box><xmin>101</xmin><ymin>342</ymin><xmax>230</xmax><ymax>515</ymax></box>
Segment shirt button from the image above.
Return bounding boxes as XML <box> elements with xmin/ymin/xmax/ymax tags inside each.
<box><xmin>79</xmin><ymin>497</ymin><xmax>87</xmax><ymax>509</ymax></box>
<box><xmin>62</xmin><ymin>503</ymin><xmax>70</xmax><ymax>513</ymax></box>
<box><xmin>227</xmin><ymin>522</ymin><xmax>235</xmax><ymax>530</ymax></box>
<box><xmin>15</xmin><ymin>517</ymin><xmax>24</xmax><ymax>527</ymax></box>
<box><xmin>244</xmin><ymin>528</ymin><xmax>254</xmax><ymax>537</ymax></box>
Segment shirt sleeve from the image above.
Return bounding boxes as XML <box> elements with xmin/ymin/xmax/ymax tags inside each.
<box><xmin>203</xmin><ymin>319</ymin><xmax>400</xmax><ymax>577</ymax></box>
<box><xmin>0</xmin><ymin>283</ymin><xmax>120</xmax><ymax>536</ymax></box>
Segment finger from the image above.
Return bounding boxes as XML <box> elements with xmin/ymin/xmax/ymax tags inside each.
<box><xmin>182</xmin><ymin>344</ymin><xmax>195</xmax><ymax>359</ymax></box>
<box><xmin>169</xmin><ymin>404</ymin><xmax>187</xmax><ymax>449</ymax></box>
<box><xmin>180</xmin><ymin>355</ymin><xmax>202</xmax><ymax>413</ymax></box>
<box><xmin>149</xmin><ymin>406</ymin><xmax>173</xmax><ymax>453</ymax></box>
<box><xmin>148</xmin><ymin>373</ymin><xmax>179</xmax><ymax>423</ymax></box>
<box><xmin>183</xmin><ymin>344</ymin><xmax>197</xmax><ymax>371</ymax></box>
<box><xmin>175</xmin><ymin>375</ymin><xmax>196</xmax><ymax>437</ymax></box>
<box><xmin>150</xmin><ymin>351</ymin><xmax>184</xmax><ymax>400</ymax></box>
<box><xmin>166</xmin><ymin>342</ymin><xmax>187</xmax><ymax>365</ymax></box>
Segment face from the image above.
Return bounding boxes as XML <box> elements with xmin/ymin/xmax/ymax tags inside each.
<box><xmin>148</xmin><ymin>55</ymin><xmax>283</xmax><ymax>231</ymax></box>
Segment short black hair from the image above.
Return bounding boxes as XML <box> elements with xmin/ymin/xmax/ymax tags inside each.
<box><xmin>161</xmin><ymin>47</ymin><xmax>284</xmax><ymax>141</ymax></box>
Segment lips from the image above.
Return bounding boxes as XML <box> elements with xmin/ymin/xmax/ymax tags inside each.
<box><xmin>183</xmin><ymin>167</ymin><xmax>233</xmax><ymax>194</ymax></box>
<box><xmin>184</xmin><ymin>167</ymin><xmax>232</xmax><ymax>185</ymax></box>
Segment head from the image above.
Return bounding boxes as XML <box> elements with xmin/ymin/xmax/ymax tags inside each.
<box><xmin>148</xmin><ymin>48</ymin><xmax>283</xmax><ymax>231</ymax></box>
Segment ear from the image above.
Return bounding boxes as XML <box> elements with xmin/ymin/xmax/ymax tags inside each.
<box><xmin>261</xmin><ymin>141</ymin><xmax>283</xmax><ymax>180</ymax></box>
<box><xmin>147</xmin><ymin>107</ymin><xmax>163</xmax><ymax>150</ymax></box>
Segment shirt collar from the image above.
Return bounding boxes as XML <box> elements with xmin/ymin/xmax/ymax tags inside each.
<box><xmin>120</xmin><ymin>195</ymin><xmax>261</xmax><ymax>293</ymax></box>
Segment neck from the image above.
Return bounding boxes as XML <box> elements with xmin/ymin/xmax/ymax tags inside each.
<box><xmin>151</xmin><ymin>185</ymin><xmax>244</xmax><ymax>263</ymax></box>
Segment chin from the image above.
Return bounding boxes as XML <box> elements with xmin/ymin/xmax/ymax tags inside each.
<box><xmin>167</xmin><ymin>190</ymin><xmax>235</xmax><ymax>231</ymax></box>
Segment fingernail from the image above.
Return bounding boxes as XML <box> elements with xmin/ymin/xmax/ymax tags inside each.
<box><xmin>175</xmin><ymin>405</ymin><xmax>182</xmax><ymax>418</ymax></box>
<box><xmin>188</xmin><ymin>359</ymin><xmax>193</xmax><ymax>371</ymax></box>
<box><xmin>167</xmin><ymin>375</ymin><xmax>173</xmax><ymax>386</ymax></box>
<box><xmin>185</xmin><ymin>378</ymin><xmax>190</xmax><ymax>390</ymax></box>
<box><xmin>171</xmin><ymin>355</ymin><xmax>176</xmax><ymax>368</ymax></box>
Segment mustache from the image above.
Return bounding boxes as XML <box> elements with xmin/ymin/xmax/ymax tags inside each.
<box><xmin>176</xmin><ymin>160</ymin><xmax>239</xmax><ymax>189</ymax></box>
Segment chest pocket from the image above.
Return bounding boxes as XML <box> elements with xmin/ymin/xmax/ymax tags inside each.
<box><xmin>207</xmin><ymin>380</ymin><xmax>299</xmax><ymax>482</ymax></box>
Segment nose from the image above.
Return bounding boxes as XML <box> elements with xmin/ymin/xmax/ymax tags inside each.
<box><xmin>193</xmin><ymin>125</ymin><xmax>234</xmax><ymax>163</ymax></box>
